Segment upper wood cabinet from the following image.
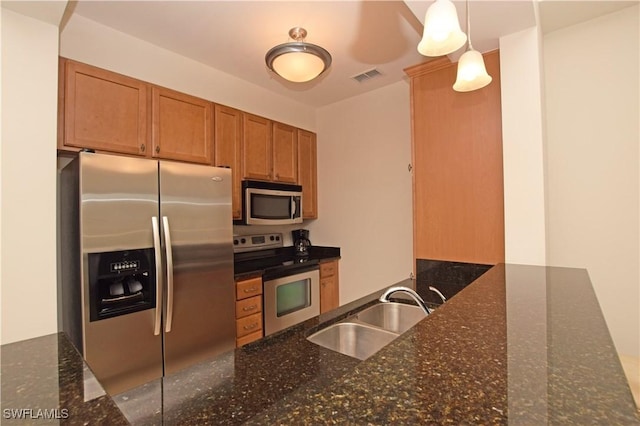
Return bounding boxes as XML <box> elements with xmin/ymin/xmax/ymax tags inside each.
<box><xmin>272</xmin><ymin>122</ymin><xmax>298</xmax><ymax>184</ymax></box>
<box><xmin>61</xmin><ymin>59</ymin><xmax>148</xmax><ymax>156</ymax></box>
<box><xmin>214</xmin><ymin>105</ymin><xmax>243</xmax><ymax>219</ymax></box>
<box><xmin>242</xmin><ymin>113</ymin><xmax>273</xmax><ymax>181</ymax></box>
<box><xmin>241</xmin><ymin>115</ymin><xmax>300</xmax><ymax>184</ymax></box>
<box><xmin>405</xmin><ymin>51</ymin><xmax>505</xmax><ymax>265</ymax></box>
<box><xmin>297</xmin><ymin>130</ymin><xmax>318</xmax><ymax>219</ymax></box>
<box><xmin>59</xmin><ymin>58</ymin><xmax>321</xmax><ymax>219</ymax></box>
<box><xmin>151</xmin><ymin>87</ymin><xmax>212</xmax><ymax>164</ymax></box>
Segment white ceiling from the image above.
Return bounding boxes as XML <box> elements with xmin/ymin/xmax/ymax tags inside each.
<box><xmin>63</xmin><ymin>0</ymin><xmax>638</xmax><ymax>108</ymax></box>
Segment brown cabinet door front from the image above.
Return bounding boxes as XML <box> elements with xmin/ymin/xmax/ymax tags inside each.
<box><xmin>63</xmin><ymin>60</ymin><xmax>148</xmax><ymax>156</ymax></box>
<box><xmin>320</xmin><ymin>260</ymin><xmax>339</xmax><ymax>313</ymax></box>
<box><xmin>242</xmin><ymin>113</ymin><xmax>272</xmax><ymax>181</ymax></box>
<box><xmin>407</xmin><ymin>51</ymin><xmax>505</xmax><ymax>265</ymax></box>
<box><xmin>151</xmin><ymin>87</ymin><xmax>212</xmax><ymax>164</ymax></box>
<box><xmin>272</xmin><ymin>122</ymin><xmax>298</xmax><ymax>183</ymax></box>
<box><xmin>214</xmin><ymin>105</ymin><xmax>243</xmax><ymax>219</ymax></box>
<box><xmin>297</xmin><ymin>130</ymin><xmax>318</xmax><ymax>219</ymax></box>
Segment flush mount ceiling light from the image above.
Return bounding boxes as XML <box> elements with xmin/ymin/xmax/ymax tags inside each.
<box><xmin>453</xmin><ymin>0</ymin><xmax>492</xmax><ymax>92</ymax></box>
<box><xmin>265</xmin><ymin>27</ymin><xmax>332</xmax><ymax>83</ymax></box>
<box><xmin>418</xmin><ymin>0</ymin><xmax>467</xmax><ymax>57</ymax></box>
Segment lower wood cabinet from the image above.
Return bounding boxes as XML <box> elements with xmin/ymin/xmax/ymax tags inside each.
<box><xmin>235</xmin><ymin>276</ymin><xmax>263</xmax><ymax>347</ymax></box>
<box><xmin>319</xmin><ymin>260</ymin><xmax>339</xmax><ymax>313</ymax></box>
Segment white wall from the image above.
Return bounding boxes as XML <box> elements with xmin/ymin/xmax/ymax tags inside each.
<box><xmin>499</xmin><ymin>26</ymin><xmax>547</xmax><ymax>266</ymax></box>
<box><xmin>543</xmin><ymin>6</ymin><xmax>640</xmax><ymax>357</ymax></box>
<box><xmin>60</xmin><ymin>14</ymin><xmax>316</xmax><ymax>131</ymax></box>
<box><xmin>1</xmin><ymin>8</ymin><xmax>60</xmax><ymax>344</ymax></box>
<box><xmin>311</xmin><ymin>81</ymin><xmax>413</xmax><ymax>305</ymax></box>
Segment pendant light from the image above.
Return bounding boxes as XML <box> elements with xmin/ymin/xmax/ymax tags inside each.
<box><xmin>265</xmin><ymin>27</ymin><xmax>332</xmax><ymax>83</ymax></box>
<box><xmin>453</xmin><ymin>0</ymin><xmax>492</xmax><ymax>92</ymax></box>
<box><xmin>417</xmin><ymin>0</ymin><xmax>467</xmax><ymax>57</ymax></box>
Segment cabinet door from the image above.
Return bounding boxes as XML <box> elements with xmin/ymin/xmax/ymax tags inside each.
<box><xmin>63</xmin><ymin>60</ymin><xmax>148</xmax><ymax>156</ymax></box>
<box><xmin>151</xmin><ymin>87</ymin><xmax>212</xmax><ymax>164</ymax></box>
<box><xmin>297</xmin><ymin>130</ymin><xmax>318</xmax><ymax>219</ymax></box>
<box><xmin>214</xmin><ymin>105</ymin><xmax>242</xmax><ymax>219</ymax></box>
<box><xmin>242</xmin><ymin>113</ymin><xmax>272</xmax><ymax>181</ymax></box>
<box><xmin>407</xmin><ymin>52</ymin><xmax>505</xmax><ymax>265</ymax></box>
<box><xmin>272</xmin><ymin>122</ymin><xmax>298</xmax><ymax>183</ymax></box>
<box><xmin>320</xmin><ymin>260</ymin><xmax>339</xmax><ymax>313</ymax></box>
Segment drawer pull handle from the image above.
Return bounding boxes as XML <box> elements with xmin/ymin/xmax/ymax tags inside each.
<box><xmin>242</xmin><ymin>305</ymin><xmax>257</xmax><ymax>312</ymax></box>
<box><xmin>243</xmin><ymin>323</ymin><xmax>258</xmax><ymax>331</ymax></box>
<box><xmin>243</xmin><ymin>287</ymin><xmax>257</xmax><ymax>293</ymax></box>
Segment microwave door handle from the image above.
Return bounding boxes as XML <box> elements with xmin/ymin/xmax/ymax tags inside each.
<box><xmin>151</xmin><ymin>217</ymin><xmax>162</xmax><ymax>336</ymax></box>
<box><xmin>291</xmin><ymin>197</ymin><xmax>296</xmax><ymax>219</ymax></box>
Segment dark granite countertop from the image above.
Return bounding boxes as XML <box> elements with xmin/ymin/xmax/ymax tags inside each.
<box><xmin>0</xmin><ymin>333</ymin><xmax>128</xmax><ymax>425</ymax></box>
<box><xmin>233</xmin><ymin>245</ymin><xmax>340</xmax><ymax>279</ymax></box>
<box><xmin>2</xmin><ymin>264</ymin><xmax>638</xmax><ymax>424</ymax></box>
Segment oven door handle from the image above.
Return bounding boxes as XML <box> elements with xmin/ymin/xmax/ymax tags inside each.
<box><xmin>291</xmin><ymin>197</ymin><xmax>297</xmax><ymax>220</ymax></box>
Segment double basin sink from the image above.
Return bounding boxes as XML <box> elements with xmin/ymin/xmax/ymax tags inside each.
<box><xmin>307</xmin><ymin>302</ymin><xmax>428</xmax><ymax>360</ymax></box>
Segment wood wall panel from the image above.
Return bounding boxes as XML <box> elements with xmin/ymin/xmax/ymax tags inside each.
<box><xmin>407</xmin><ymin>51</ymin><xmax>505</xmax><ymax>265</ymax></box>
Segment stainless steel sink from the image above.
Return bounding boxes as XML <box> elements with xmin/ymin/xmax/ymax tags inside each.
<box><xmin>307</xmin><ymin>322</ymin><xmax>398</xmax><ymax>360</ymax></box>
<box><xmin>355</xmin><ymin>302</ymin><xmax>427</xmax><ymax>334</ymax></box>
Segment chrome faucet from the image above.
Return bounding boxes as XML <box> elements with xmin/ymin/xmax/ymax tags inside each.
<box><xmin>428</xmin><ymin>286</ymin><xmax>447</xmax><ymax>304</ymax></box>
<box><xmin>379</xmin><ymin>286</ymin><xmax>432</xmax><ymax>315</ymax></box>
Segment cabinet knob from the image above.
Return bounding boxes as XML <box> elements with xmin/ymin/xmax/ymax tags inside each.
<box><xmin>140</xmin><ymin>144</ymin><xmax>146</xmax><ymax>152</ymax></box>
<box><xmin>155</xmin><ymin>146</ymin><xmax>160</xmax><ymax>154</ymax></box>
<box><xmin>275</xmin><ymin>173</ymin><xmax>280</xmax><ymax>180</ymax></box>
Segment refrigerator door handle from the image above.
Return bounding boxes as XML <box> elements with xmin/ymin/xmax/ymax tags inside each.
<box><xmin>162</xmin><ymin>216</ymin><xmax>175</xmax><ymax>333</ymax></box>
<box><xmin>152</xmin><ymin>216</ymin><xmax>163</xmax><ymax>336</ymax></box>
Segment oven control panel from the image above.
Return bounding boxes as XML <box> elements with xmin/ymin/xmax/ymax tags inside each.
<box><xmin>233</xmin><ymin>233</ymin><xmax>283</xmax><ymax>253</ymax></box>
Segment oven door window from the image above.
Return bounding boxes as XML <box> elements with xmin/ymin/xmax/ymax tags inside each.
<box><xmin>276</xmin><ymin>278</ymin><xmax>311</xmax><ymax>317</ymax></box>
<box><xmin>251</xmin><ymin>193</ymin><xmax>292</xmax><ymax>220</ymax></box>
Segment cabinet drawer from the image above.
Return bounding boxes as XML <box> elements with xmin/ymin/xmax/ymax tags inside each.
<box><xmin>236</xmin><ymin>295</ymin><xmax>262</xmax><ymax>319</ymax></box>
<box><xmin>236</xmin><ymin>313</ymin><xmax>262</xmax><ymax>338</ymax></box>
<box><xmin>236</xmin><ymin>277</ymin><xmax>262</xmax><ymax>300</ymax></box>
<box><xmin>320</xmin><ymin>261</ymin><xmax>337</xmax><ymax>278</ymax></box>
<box><xmin>236</xmin><ymin>330</ymin><xmax>263</xmax><ymax>347</ymax></box>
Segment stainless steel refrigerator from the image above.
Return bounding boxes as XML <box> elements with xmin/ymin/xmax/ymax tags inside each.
<box><xmin>59</xmin><ymin>152</ymin><xmax>235</xmax><ymax>395</ymax></box>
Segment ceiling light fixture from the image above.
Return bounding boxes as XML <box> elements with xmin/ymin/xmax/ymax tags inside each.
<box><xmin>265</xmin><ymin>27</ymin><xmax>332</xmax><ymax>83</ymax></box>
<box><xmin>417</xmin><ymin>0</ymin><xmax>467</xmax><ymax>57</ymax></box>
<box><xmin>453</xmin><ymin>0</ymin><xmax>492</xmax><ymax>92</ymax></box>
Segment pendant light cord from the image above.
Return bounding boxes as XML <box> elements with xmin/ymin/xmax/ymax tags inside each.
<box><xmin>466</xmin><ymin>0</ymin><xmax>473</xmax><ymax>51</ymax></box>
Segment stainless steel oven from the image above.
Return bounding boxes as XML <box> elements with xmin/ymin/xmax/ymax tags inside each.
<box><xmin>234</xmin><ymin>233</ymin><xmax>320</xmax><ymax>336</ymax></box>
<box><xmin>263</xmin><ymin>266</ymin><xmax>319</xmax><ymax>336</ymax></box>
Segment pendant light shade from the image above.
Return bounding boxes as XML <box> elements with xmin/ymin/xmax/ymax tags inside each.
<box><xmin>453</xmin><ymin>0</ymin><xmax>492</xmax><ymax>92</ymax></box>
<box><xmin>265</xmin><ymin>27</ymin><xmax>332</xmax><ymax>83</ymax></box>
<box><xmin>417</xmin><ymin>0</ymin><xmax>467</xmax><ymax>57</ymax></box>
<box><xmin>453</xmin><ymin>49</ymin><xmax>492</xmax><ymax>92</ymax></box>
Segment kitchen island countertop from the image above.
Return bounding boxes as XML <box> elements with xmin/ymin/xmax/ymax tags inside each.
<box><xmin>2</xmin><ymin>264</ymin><xmax>638</xmax><ymax>424</ymax></box>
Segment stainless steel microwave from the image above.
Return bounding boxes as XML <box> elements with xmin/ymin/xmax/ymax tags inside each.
<box><xmin>240</xmin><ymin>180</ymin><xmax>303</xmax><ymax>225</ymax></box>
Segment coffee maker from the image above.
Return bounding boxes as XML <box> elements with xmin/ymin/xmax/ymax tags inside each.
<box><xmin>291</xmin><ymin>229</ymin><xmax>311</xmax><ymax>257</ymax></box>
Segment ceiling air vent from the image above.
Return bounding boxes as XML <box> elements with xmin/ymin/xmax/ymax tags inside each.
<box><xmin>351</xmin><ymin>68</ymin><xmax>382</xmax><ymax>83</ymax></box>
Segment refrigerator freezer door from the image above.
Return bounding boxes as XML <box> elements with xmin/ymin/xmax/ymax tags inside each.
<box><xmin>159</xmin><ymin>162</ymin><xmax>235</xmax><ymax>375</ymax></box>
<box><xmin>79</xmin><ymin>152</ymin><xmax>163</xmax><ymax>395</ymax></box>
